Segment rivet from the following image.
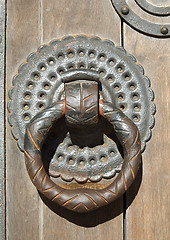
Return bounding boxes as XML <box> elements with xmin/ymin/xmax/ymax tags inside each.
<box><xmin>160</xmin><ymin>26</ymin><xmax>168</xmax><ymax>35</ymax></box>
<box><xmin>121</xmin><ymin>5</ymin><xmax>129</xmax><ymax>15</ymax></box>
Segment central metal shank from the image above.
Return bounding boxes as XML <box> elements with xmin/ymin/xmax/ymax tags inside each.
<box><xmin>63</xmin><ymin>70</ymin><xmax>99</xmax><ymax>128</ymax></box>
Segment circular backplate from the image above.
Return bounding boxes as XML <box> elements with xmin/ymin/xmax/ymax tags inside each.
<box><xmin>8</xmin><ymin>35</ymin><xmax>155</xmax><ymax>182</ymax></box>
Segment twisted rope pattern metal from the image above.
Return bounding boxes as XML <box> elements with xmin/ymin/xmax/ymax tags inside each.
<box><xmin>24</xmin><ymin>100</ymin><xmax>141</xmax><ymax>212</ymax></box>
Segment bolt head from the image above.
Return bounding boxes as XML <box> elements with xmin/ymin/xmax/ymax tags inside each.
<box><xmin>161</xmin><ymin>26</ymin><xmax>168</xmax><ymax>35</ymax></box>
<box><xmin>121</xmin><ymin>5</ymin><xmax>129</xmax><ymax>15</ymax></box>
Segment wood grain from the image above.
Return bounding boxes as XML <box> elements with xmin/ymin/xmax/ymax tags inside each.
<box><xmin>6</xmin><ymin>0</ymin><xmax>40</xmax><ymax>239</ymax></box>
<box><xmin>41</xmin><ymin>0</ymin><xmax>123</xmax><ymax>239</ymax></box>
<box><xmin>42</xmin><ymin>0</ymin><xmax>121</xmax><ymax>44</ymax></box>
<box><xmin>124</xmin><ymin>1</ymin><xmax>170</xmax><ymax>239</ymax></box>
<box><xmin>0</xmin><ymin>1</ymin><xmax>6</xmax><ymax>239</ymax></box>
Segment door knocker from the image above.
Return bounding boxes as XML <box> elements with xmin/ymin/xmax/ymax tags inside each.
<box><xmin>8</xmin><ymin>36</ymin><xmax>155</xmax><ymax>212</ymax></box>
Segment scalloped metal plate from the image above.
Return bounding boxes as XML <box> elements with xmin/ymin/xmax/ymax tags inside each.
<box><xmin>8</xmin><ymin>35</ymin><xmax>155</xmax><ymax>183</ymax></box>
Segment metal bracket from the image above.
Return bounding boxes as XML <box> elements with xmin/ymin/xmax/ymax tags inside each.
<box><xmin>135</xmin><ymin>0</ymin><xmax>170</xmax><ymax>17</ymax></box>
<box><xmin>111</xmin><ymin>0</ymin><xmax>170</xmax><ymax>38</ymax></box>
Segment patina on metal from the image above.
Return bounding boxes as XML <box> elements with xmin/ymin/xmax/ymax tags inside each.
<box><xmin>111</xmin><ymin>0</ymin><xmax>170</xmax><ymax>38</ymax></box>
<box><xmin>135</xmin><ymin>0</ymin><xmax>170</xmax><ymax>17</ymax></box>
<box><xmin>24</xmin><ymin>97</ymin><xmax>141</xmax><ymax>212</ymax></box>
<box><xmin>23</xmin><ymin>68</ymin><xmax>141</xmax><ymax>212</ymax></box>
<box><xmin>8</xmin><ymin>36</ymin><xmax>155</xmax><ymax>183</ymax></box>
<box><xmin>63</xmin><ymin>70</ymin><xmax>99</xmax><ymax>128</ymax></box>
<box><xmin>8</xmin><ymin>35</ymin><xmax>155</xmax><ymax>210</ymax></box>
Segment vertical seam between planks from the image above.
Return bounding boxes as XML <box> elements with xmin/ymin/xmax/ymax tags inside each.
<box><xmin>4</xmin><ymin>1</ymin><xmax>7</xmax><ymax>239</ymax></box>
<box><xmin>121</xmin><ymin>19</ymin><xmax>124</xmax><ymax>48</ymax></box>
<box><xmin>0</xmin><ymin>0</ymin><xmax>7</xmax><ymax>239</ymax></box>
<box><xmin>123</xmin><ymin>193</ymin><xmax>127</xmax><ymax>240</ymax></box>
<box><xmin>39</xmin><ymin>200</ymin><xmax>44</xmax><ymax>240</ymax></box>
<box><xmin>38</xmin><ymin>1</ymin><xmax>44</xmax><ymax>240</ymax></box>
<box><xmin>39</xmin><ymin>0</ymin><xmax>43</xmax><ymax>45</ymax></box>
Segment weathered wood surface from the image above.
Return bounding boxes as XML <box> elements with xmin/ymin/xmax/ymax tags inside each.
<box><xmin>6</xmin><ymin>0</ymin><xmax>170</xmax><ymax>239</ymax></box>
<box><xmin>42</xmin><ymin>0</ymin><xmax>120</xmax><ymax>44</ymax></box>
<box><xmin>6</xmin><ymin>1</ymin><xmax>40</xmax><ymax>239</ymax></box>
<box><xmin>6</xmin><ymin>0</ymin><xmax>123</xmax><ymax>240</ymax></box>
<box><xmin>125</xmin><ymin>1</ymin><xmax>170</xmax><ymax>239</ymax></box>
<box><xmin>0</xmin><ymin>1</ymin><xmax>6</xmax><ymax>239</ymax></box>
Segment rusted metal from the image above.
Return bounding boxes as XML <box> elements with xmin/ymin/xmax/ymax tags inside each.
<box><xmin>111</xmin><ymin>0</ymin><xmax>170</xmax><ymax>38</ymax></box>
<box><xmin>8</xmin><ymin>36</ymin><xmax>155</xmax><ymax>183</ymax></box>
<box><xmin>63</xmin><ymin>70</ymin><xmax>99</xmax><ymax>127</ymax></box>
<box><xmin>8</xmin><ymin>36</ymin><xmax>155</xmax><ymax>210</ymax></box>
<box><xmin>24</xmin><ymin>98</ymin><xmax>141</xmax><ymax>213</ymax></box>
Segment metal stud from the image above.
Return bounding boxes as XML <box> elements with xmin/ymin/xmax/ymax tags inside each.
<box><xmin>121</xmin><ymin>5</ymin><xmax>129</xmax><ymax>15</ymax></box>
<box><xmin>160</xmin><ymin>26</ymin><xmax>169</xmax><ymax>35</ymax></box>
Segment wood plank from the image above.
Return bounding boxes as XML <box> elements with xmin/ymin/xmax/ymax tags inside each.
<box><xmin>41</xmin><ymin>1</ymin><xmax>123</xmax><ymax>239</ymax></box>
<box><xmin>0</xmin><ymin>1</ymin><xmax>6</xmax><ymax>239</ymax></box>
<box><xmin>42</xmin><ymin>0</ymin><xmax>120</xmax><ymax>44</ymax></box>
<box><xmin>6</xmin><ymin>1</ymin><xmax>40</xmax><ymax>239</ymax></box>
<box><xmin>124</xmin><ymin>1</ymin><xmax>170</xmax><ymax>239</ymax></box>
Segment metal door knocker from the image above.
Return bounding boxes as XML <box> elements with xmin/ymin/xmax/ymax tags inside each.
<box><xmin>8</xmin><ymin>36</ymin><xmax>155</xmax><ymax>212</ymax></box>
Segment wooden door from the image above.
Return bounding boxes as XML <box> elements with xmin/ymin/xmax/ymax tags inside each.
<box><xmin>1</xmin><ymin>0</ymin><xmax>169</xmax><ymax>239</ymax></box>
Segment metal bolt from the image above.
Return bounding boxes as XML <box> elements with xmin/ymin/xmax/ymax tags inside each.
<box><xmin>121</xmin><ymin>5</ymin><xmax>129</xmax><ymax>15</ymax></box>
<box><xmin>160</xmin><ymin>26</ymin><xmax>168</xmax><ymax>35</ymax></box>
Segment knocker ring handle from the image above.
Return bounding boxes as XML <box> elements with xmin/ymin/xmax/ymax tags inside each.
<box><xmin>24</xmin><ymin>70</ymin><xmax>141</xmax><ymax>213</ymax></box>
